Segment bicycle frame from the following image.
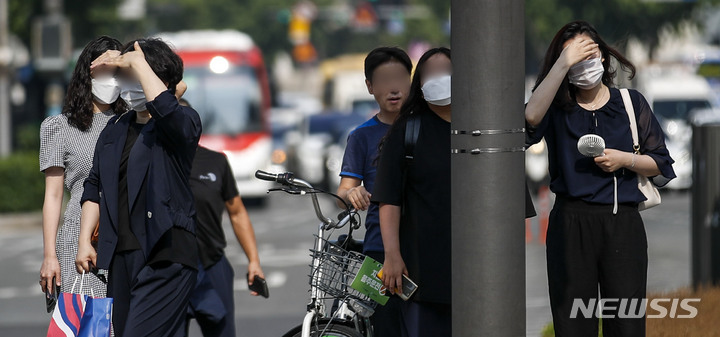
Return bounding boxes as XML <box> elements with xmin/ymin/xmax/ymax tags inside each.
<box><xmin>257</xmin><ymin>171</ymin><xmax>372</xmax><ymax>337</ymax></box>
<box><xmin>296</xmin><ymin>177</ymin><xmax>369</xmax><ymax>337</ymax></box>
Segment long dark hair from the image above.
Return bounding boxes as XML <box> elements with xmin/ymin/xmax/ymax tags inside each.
<box><xmin>533</xmin><ymin>21</ymin><xmax>636</xmax><ymax>109</ymax></box>
<box><xmin>377</xmin><ymin>47</ymin><xmax>451</xmax><ymax>157</ymax></box>
<box><xmin>62</xmin><ymin>36</ymin><xmax>126</xmax><ymax>131</ymax></box>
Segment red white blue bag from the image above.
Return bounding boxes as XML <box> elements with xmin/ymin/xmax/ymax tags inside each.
<box><xmin>47</xmin><ymin>274</ymin><xmax>89</xmax><ymax>337</ymax></box>
<box><xmin>47</xmin><ymin>271</ymin><xmax>112</xmax><ymax>337</ymax></box>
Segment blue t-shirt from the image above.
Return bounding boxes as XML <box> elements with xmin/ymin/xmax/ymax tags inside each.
<box><xmin>340</xmin><ymin>115</ymin><xmax>390</xmax><ymax>253</ymax></box>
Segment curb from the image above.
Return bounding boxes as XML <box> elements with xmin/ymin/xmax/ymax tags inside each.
<box><xmin>0</xmin><ymin>212</ymin><xmax>42</xmax><ymax>233</ymax></box>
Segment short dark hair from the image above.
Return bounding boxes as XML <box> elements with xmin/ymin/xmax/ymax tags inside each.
<box><xmin>122</xmin><ymin>38</ymin><xmax>184</xmax><ymax>94</ymax></box>
<box><xmin>364</xmin><ymin>47</ymin><xmax>412</xmax><ymax>83</ymax></box>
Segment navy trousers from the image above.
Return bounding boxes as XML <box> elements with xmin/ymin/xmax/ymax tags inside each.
<box><xmin>187</xmin><ymin>255</ymin><xmax>236</xmax><ymax>337</ymax></box>
<box><xmin>109</xmin><ymin>250</ymin><xmax>197</xmax><ymax>337</ymax></box>
<box><xmin>399</xmin><ymin>301</ymin><xmax>451</xmax><ymax>337</ymax></box>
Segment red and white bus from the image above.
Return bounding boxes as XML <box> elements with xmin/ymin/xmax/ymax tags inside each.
<box><xmin>156</xmin><ymin>30</ymin><xmax>277</xmax><ymax>203</ymax></box>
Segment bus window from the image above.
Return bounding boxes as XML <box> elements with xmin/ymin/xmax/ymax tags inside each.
<box><xmin>183</xmin><ymin>66</ymin><xmax>263</xmax><ymax>135</ymax></box>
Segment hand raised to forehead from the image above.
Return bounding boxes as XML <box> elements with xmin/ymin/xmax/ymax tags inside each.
<box><xmin>90</xmin><ymin>50</ymin><xmax>121</xmax><ymax>78</ymax></box>
<box><xmin>560</xmin><ymin>38</ymin><xmax>598</xmax><ymax>69</ymax></box>
<box><xmin>90</xmin><ymin>41</ymin><xmax>145</xmax><ymax>70</ymax></box>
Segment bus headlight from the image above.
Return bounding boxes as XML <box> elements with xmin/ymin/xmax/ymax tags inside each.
<box><xmin>209</xmin><ymin>56</ymin><xmax>230</xmax><ymax>74</ymax></box>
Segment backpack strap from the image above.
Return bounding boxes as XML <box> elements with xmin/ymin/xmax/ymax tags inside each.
<box><xmin>404</xmin><ymin>113</ymin><xmax>421</xmax><ymax>164</ymax></box>
<box><xmin>401</xmin><ymin>113</ymin><xmax>420</xmax><ymax>217</ymax></box>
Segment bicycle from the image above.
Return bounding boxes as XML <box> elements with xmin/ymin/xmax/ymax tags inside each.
<box><xmin>255</xmin><ymin>170</ymin><xmax>382</xmax><ymax>337</ymax></box>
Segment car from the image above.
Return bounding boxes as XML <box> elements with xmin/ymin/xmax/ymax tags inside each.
<box><xmin>270</xmin><ymin>93</ymin><xmax>323</xmax><ymax>172</ymax></box>
<box><xmin>638</xmin><ymin>73</ymin><xmax>716</xmax><ymax>189</ymax></box>
<box><xmin>289</xmin><ymin>110</ymin><xmax>369</xmax><ymax>190</ymax></box>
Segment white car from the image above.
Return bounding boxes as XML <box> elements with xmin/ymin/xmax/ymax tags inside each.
<box><xmin>638</xmin><ymin>73</ymin><xmax>716</xmax><ymax>189</ymax></box>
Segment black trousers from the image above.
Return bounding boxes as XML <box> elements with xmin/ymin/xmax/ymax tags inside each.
<box><xmin>109</xmin><ymin>250</ymin><xmax>197</xmax><ymax>337</ymax></box>
<box><xmin>546</xmin><ymin>197</ymin><xmax>648</xmax><ymax>337</ymax></box>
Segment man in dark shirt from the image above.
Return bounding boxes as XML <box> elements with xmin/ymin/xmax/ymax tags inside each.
<box><xmin>181</xmin><ymin>98</ymin><xmax>265</xmax><ymax>337</ymax></box>
<box><xmin>77</xmin><ymin>38</ymin><xmax>201</xmax><ymax>337</ymax></box>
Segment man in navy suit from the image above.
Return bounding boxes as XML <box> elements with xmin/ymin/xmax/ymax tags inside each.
<box><xmin>76</xmin><ymin>38</ymin><xmax>202</xmax><ymax>337</ymax></box>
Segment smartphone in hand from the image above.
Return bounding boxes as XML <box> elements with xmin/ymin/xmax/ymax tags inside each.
<box><xmin>396</xmin><ymin>274</ymin><xmax>418</xmax><ymax>301</ymax></box>
<box><xmin>45</xmin><ymin>277</ymin><xmax>61</xmax><ymax>313</ymax></box>
<box><xmin>247</xmin><ymin>273</ymin><xmax>269</xmax><ymax>298</ymax></box>
<box><xmin>377</xmin><ymin>269</ymin><xmax>419</xmax><ymax>301</ymax></box>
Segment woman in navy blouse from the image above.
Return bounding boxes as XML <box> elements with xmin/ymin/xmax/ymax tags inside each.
<box><xmin>525</xmin><ymin>21</ymin><xmax>675</xmax><ymax>337</ymax></box>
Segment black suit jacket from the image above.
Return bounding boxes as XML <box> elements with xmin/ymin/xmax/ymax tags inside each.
<box><xmin>82</xmin><ymin>90</ymin><xmax>202</xmax><ymax>269</ymax></box>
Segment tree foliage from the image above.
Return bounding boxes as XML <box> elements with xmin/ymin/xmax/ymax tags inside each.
<box><xmin>8</xmin><ymin>0</ymin><xmax>126</xmax><ymax>49</ymax></box>
<box><xmin>147</xmin><ymin>0</ymin><xmax>450</xmax><ymax>59</ymax></box>
<box><xmin>6</xmin><ymin>0</ymin><xmax>718</xmax><ymax>69</ymax></box>
<box><xmin>525</xmin><ymin>0</ymin><xmax>709</xmax><ymax>72</ymax></box>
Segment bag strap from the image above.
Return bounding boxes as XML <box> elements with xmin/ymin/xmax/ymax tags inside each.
<box><xmin>619</xmin><ymin>88</ymin><xmax>641</xmax><ymax>154</ymax></box>
<box><xmin>69</xmin><ymin>271</ymin><xmax>95</xmax><ymax>297</ymax></box>
<box><xmin>71</xmin><ymin>271</ymin><xmax>85</xmax><ymax>294</ymax></box>
<box><xmin>401</xmin><ymin>113</ymin><xmax>420</xmax><ymax>217</ymax></box>
<box><xmin>404</xmin><ymin>113</ymin><xmax>421</xmax><ymax>163</ymax></box>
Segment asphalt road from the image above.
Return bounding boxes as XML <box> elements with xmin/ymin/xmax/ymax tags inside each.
<box><xmin>0</xmin><ymin>189</ymin><xmax>693</xmax><ymax>336</ymax></box>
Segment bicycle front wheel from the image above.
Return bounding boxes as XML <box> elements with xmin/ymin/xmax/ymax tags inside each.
<box><xmin>288</xmin><ymin>322</ymin><xmax>364</xmax><ymax>337</ymax></box>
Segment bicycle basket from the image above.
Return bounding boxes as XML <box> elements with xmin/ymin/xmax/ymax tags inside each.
<box><xmin>309</xmin><ymin>236</ymin><xmax>378</xmax><ymax>307</ymax></box>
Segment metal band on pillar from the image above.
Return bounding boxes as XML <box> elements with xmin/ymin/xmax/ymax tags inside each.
<box><xmin>451</xmin><ymin>147</ymin><xmax>524</xmax><ymax>154</ymax></box>
<box><xmin>451</xmin><ymin>127</ymin><xmax>526</xmax><ymax>154</ymax></box>
<box><xmin>450</xmin><ymin>127</ymin><xmax>525</xmax><ymax>136</ymax></box>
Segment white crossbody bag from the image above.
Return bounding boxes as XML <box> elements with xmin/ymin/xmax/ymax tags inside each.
<box><xmin>620</xmin><ymin>88</ymin><xmax>661</xmax><ymax>211</ymax></box>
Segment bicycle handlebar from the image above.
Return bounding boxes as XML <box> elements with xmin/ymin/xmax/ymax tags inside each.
<box><xmin>255</xmin><ymin>170</ymin><xmax>295</xmax><ymax>185</ymax></box>
<box><xmin>256</xmin><ymin>170</ymin><xmax>345</xmax><ymax>228</ymax></box>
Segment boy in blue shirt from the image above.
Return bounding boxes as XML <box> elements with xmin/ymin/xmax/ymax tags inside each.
<box><xmin>336</xmin><ymin>46</ymin><xmax>412</xmax><ymax>336</ymax></box>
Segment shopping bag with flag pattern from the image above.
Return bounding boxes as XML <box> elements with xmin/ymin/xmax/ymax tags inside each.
<box><xmin>47</xmin><ymin>273</ymin><xmax>89</xmax><ymax>337</ymax></box>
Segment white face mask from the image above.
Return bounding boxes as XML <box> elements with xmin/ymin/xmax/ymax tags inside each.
<box><xmin>120</xmin><ymin>81</ymin><xmax>147</xmax><ymax>112</ymax></box>
<box><xmin>421</xmin><ymin>74</ymin><xmax>451</xmax><ymax>106</ymax></box>
<box><xmin>91</xmin><ymin>77</ymin><xmax>121</xmax><ymax>105</ymax></box>
<box><xmin>568</xmin><ymin>57</ymin><xmax>604</xmax><ymax>90</ymax></box>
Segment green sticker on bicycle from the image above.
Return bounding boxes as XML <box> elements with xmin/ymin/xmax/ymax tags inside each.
<box><xmin>350</xmin><ymin>256</ymin><xmax>389</xmax><ymax>305</ymax></box>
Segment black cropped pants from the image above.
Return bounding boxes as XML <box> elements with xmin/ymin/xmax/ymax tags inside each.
<box><xmin>547</xmin><ymin>197</ymin><xmax>648</xmax><ymax>337</ymax></box>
